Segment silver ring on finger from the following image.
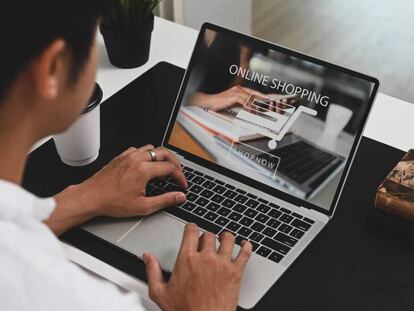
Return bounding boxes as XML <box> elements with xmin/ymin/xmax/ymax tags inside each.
<box><xmin>147</xmin><ymin>149</ymin><xmax>157</xmax><ymax>162</ymax></box>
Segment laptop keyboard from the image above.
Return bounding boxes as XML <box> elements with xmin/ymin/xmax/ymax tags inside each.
<box><xmin>147</xmin><ymin>166</ymin><xmax>315</xmax><ymax>263</ymax></box>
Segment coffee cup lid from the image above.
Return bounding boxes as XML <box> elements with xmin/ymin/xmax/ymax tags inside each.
<box><xmin>83</xmin><ymin>82</ymin><xmax>103</xmax><ymax>114</ymax></box>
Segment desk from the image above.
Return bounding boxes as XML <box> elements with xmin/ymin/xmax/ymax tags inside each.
<box><xmin>35</xmin><ymin>17</ymin><xmax>414</xmax><ymax>310</ymax></box>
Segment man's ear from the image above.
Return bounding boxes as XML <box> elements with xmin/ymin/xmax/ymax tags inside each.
<box><xmin>30</xmin><ymin>39</ymin><xmax>67</xmax><ymax>101</ymax></box>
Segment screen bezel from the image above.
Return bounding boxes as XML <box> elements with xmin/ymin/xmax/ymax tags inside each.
<box><xmin>162</xmin><ymin>22</ymin><xmax>380</xmax><ymax>217</ymax></box>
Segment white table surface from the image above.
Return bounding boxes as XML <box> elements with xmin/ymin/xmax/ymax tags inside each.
<box><xmin>59</xmin><ymin>17</ymin><xmax>414</xmax><ymax>308</ymax></box>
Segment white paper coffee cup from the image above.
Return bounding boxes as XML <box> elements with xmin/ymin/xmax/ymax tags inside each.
<box><xmin>53</xmin><ymin>83</ymin><xmax>103</xmax><ymax>166</ymax></box>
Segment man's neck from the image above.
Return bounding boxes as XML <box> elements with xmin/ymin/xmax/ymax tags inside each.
<box><xmin>0</xmin><ymin>103</ymin><xmax>39</xmax><ymax>185</ymax></box>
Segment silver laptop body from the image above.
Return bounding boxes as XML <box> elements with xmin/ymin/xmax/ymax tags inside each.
<box><xmin>82</xmin><ymin>23</ymin><xmax>379</xmax><ymax>309</ymax></box>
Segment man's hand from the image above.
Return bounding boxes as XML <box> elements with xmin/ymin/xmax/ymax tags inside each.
<box><xmin>144</xmin><ymin>224</ymin><xmax>252</xmax><ymax>311</ymax></box>
<box><xmin>190</xmin><ymin>86</ymin><xmax>269</xmax><ymax>112</ymax></box>
<box><xmin>82</xmin><ymin>144</ymin><xmax>187</xmax><ymax>218</ymax></box>
<box><xmin>47</xmin><ymin>145</ymin><xmax>187</xmax><ymax>235</ymax></box>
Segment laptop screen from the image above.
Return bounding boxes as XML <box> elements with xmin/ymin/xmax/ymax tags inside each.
<box><xmin>165</xmin><ymin>24</ymin><xmax>378</xmax><ymax>213</ymax></box>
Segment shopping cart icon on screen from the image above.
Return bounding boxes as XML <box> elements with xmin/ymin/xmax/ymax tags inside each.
<box><xmin>233</xmin><ymin>94</ymin><xmax>317</xmax><ymax>149</ymax></box>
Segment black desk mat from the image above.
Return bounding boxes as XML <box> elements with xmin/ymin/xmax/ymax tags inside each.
<box><xmin>23</xmin><ymin>62</ymin><xmax>414</xmax><ymax>311</ymax></box>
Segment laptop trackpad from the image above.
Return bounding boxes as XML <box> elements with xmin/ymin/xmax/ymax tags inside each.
<box><xmin>117</xmin><ymin>212</ymin><xmax>203</xmax><ymax>272</ymax></box>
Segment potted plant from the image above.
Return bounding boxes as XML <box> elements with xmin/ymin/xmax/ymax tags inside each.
<box><xmin>100</xmin><ymin>0</ymin><xmax>161</xmax><ymax>68</ymax></box>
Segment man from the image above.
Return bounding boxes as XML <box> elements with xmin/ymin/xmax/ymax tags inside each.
<box><xmin>0</xmin><ymin>1</ymin><xmax>252</xmax><ymax>311</ymax></box>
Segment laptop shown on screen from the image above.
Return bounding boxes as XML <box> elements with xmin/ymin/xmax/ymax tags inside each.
<box><xmin>83</xmin><ymin>23</ymin><xmax>379</xmax><ymax>309</ymax></box>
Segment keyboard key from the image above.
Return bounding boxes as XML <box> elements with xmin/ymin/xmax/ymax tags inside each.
<box><xmin>215</xmin><ymin>216</ymin><xmax>230</xmax><ymax>227</ymax></box>
<box><xmin>214</xmin><ymin>179</ymin><xmax>225</xmax><ymax>185</ymax></box>
<box><xmin>222</xmin><ymin>199</ymin><xmax>236</xmax><ymax>208</ymax></box>
<box><xmin>167</xmin><ymin>206</ymin><xmax>221</xmax><ymax>234</ymax></box>
<box><xmin>269</xmin><ymin>202</ymin><xmax>279</xmax><ymax>209</ymax></box>
<box><xmin>291</xmin><ymin>212</ymin><xmax>303</xmax><ymax>219</ymax></box>
<box><xmin>246</xmin><ymin>199</ymin><xmax>259</xmax><ymax>208</ymax></box>
<box><xmin>262</xmin><ymin>237</ymin><xmax>290</xmax><ymax>255</ymax></box>
<box><xmin>280</xmin><ymin>207</ymin><xmax>291</xmax><ymax>214</ymax></box>
<box><xmin>268</xmin><ymin>209</ymin><xmax>282</xmax><ymax>219</ymax></box>
<box><xmin>203</xmin><ymin>174</ymin><xmax>214</xmax><ymax>181</ymax></box>
<box><xmin>226</xmin><ymin>221</ymin><xmax>241</xmax><ymax>232</ymax></box>
<box><xmin>246</xmin><ymin>193</ymin><xmax>257</xmax><ymax>199</ymax></box>
<box><xmin>194</xmin><ymin>206</ymin><xmax>207</xmax><ymax>217</ymax></box>
<box><xmin>200</xmin><ymin>189</ymin><xmax>214</xmax><ymax>198</ymax></box>
<box><xmin>181</xmin><ymin>202</ymin><xmax>196</xmax><ymax>212</ymax></box>
<box><xmin>290</xmin><ymin>228</ymin><xmax>305</xmax><ymax>239</ymax></box>
<box><xmin>205</xmin><ymin>211</ymin><xmax>219</xmax><ymax>222</ymax></box>
<box><xmin>182</xmin><ymin>166</ymin><xmax>194</xmax><ymax>172</ymax></box>
<box><xmin>211</xmin><ymin>194</ymin><xmax>225</xmax><ymax>204</ymax></box>
<box><xmin>268</xmin><ymin>251</ymin><xmax>284</xmax><ymax>263</ymax></box>
<box><xmin>275</xmin><ymin>232</ymin><xmax>298</xmax><ymax>247</ymax></box>
<box><xmin>233</xmin><ymin>203</ymin><xmax>248</xmax><ymax>213</ymax></box>
<box><xmin>228</xmin><ymin>212</ymin><xmax>243</xmax><ymax>221</ymax></box>
<box><xmin>237</xmin><ymin>226</ymin><xmax>252</xmax><ymax>238</ymax></box>
<box><xmin>192</xmin><ymin>176</ymin><xmax>205</xmax><ymax>185</ymax></box>
<box><xmin>189</xmin><ymin>184</ymin><xmax>203</xmax><ymax>193</ymax></box>
<box><xmin>258</xmin><ymin>198</ymin><xmax>268</xmax><ymax>204</ymax></box>
<box><xmin>251</xmin><ymin>222</ymin><xmax>265</xmax><ymax>232</ymax></box>
<box><xmin>164</xmin><ymin>183</ymin><xmax>179</xmax><ymax>192</ymax></box>
<box><xmin>266</xmin><ymin>218</ymin><xmax>281</xmax><ymax>229</ymax></box>
<box><xmin>235</xmin><ymin>188</ymin><xmax>247</xmax><ymax>195</ymax></box>
<box><xmin>195</xmin><ymin>197</ymin><xmax>209</xmax><ymax>207</ymax></box>
<box><xmin>186</xmin><ymin>192</ymin><xmax>199</xmax><ymax>202</ymax></box>
<box><xmin>213</xmin><ymin>185</ymin><xmax>226</xmax><ymax>194</ymax></box>
<box><xmin>154</xmin><ymin>180</ymin><xmax>167</xmax><ymax>188</ymax></box>
<box><xmin>225</xmin><ymin>184</ymin><xmax>236</xmax><ymax>190</ymax></box>
<box><xmin>257</xmin><ymin>204</ymin><xmax>270</xmax><ymax>214</ymax></box>
<box><xmin>244</xmin><ymin>208</ymin><xmax>258</xmax><ymax>218</ymax></box>
<box><xmin>193</xmin><ymin>170</ymin><xmax>204</xmax><ymax>176</ymax></box>
<box><xmin>303</xmin><ymin>217</ymin><xmax>315</xmax><ymax>224</ymax></box>
<box><xmin>263</xmin><ymin>227</ymin><xmax>277</xmax><ymax>238</ymax></box>
<box><xmin>234</xmin><ymin>194</ymin><xmax>248</xmax><ymax>204</ymax></box>
<box><xmin>278</xmin><ymin>223</ymin><xmax>293</xmax><ymax>234</ymax></box>
<box><xmin>240</xmin><ymin>217</ymin><xmax>254</xmax><ymax>227</ymax></box>
<box><xmin>291</xmin><ymin>219</ymin><xmax>312</xmax><ymax>231</ymax></box>
<box><xmin>234</xmin><ymin>235</ymin><xmax>245</xmax><ymax>245</ymax></box>
<box><xmin>249</xmin><ymin>232</ymin><xmax>264</xmax><ymax>243</ymax></box>
<box><xmin>257</xmin><ymin>246</ymin><xmax>272</xmax><ymax>258</ymax></box>
<box><xmin>251</xmin><ymin>241</ymin><xmax>259</xmax><ymax>252</ymax></box>
<box><xmin>255</xmin><ymin>213</ymin><xmax>270</xmax><ymax>224</ymax></box>
<box><xmin>217</xmin><ymin>207</ymin><xmax>231</xmax><ymax>216</ymax></box>
<box><xmin>206</xmin><ymin>202</ymin><xmax>220</xmax><ymax>212</ymax></box>
<box><xmin>223</xmin><ymin>190</ymin><xmax>237</xmax><ymax>199</ymax></box>
<box><xmin>280</xmin><ymin>214</ymin><xmax>294</xmax><ymax>224</ymax></box>
<box><xmin>202</xmin><ymin>180</ymin><xmax>216</xmax><ymax>189</ymax></box>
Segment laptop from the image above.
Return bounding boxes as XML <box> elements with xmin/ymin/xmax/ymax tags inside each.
<box><xmin>83</xmin><ymin>23</ymin><xmax>379</xmax><ymax>309</ymax></box>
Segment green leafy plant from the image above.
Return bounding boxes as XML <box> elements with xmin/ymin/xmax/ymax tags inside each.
<box><xmin>102</xmin><ymin>0</ymin><xmax>161</xmax><ymax>30</ymax></box>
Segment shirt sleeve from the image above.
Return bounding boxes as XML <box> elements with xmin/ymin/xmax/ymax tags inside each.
<box><xmin>0</xmin><ymin>221</ymin><xmax>150</xmax><ymax>311</ymax></box>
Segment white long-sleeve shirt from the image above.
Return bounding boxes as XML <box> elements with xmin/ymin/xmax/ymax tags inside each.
<box><xmin>0</xmin><ymin>179</ymin><xmax>145</xmax><ymax>311</ymax></box>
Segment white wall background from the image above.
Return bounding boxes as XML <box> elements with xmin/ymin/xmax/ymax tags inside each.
<box><xmin>159</xmin><ymin>0</ymin><xmax>252</xmax><ymax>34</ymax></box>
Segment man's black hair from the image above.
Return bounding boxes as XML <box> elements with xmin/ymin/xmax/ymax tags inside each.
<box><xmin>0</xmin><ymin>1</ymin><xmax>109</xmax><ymax>102</ymax></box>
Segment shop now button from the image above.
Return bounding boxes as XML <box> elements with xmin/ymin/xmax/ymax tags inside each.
<box><xmin>227</xmin><ymin>141</ymin><xmax>280</xmax><ymax>177</ymax></box>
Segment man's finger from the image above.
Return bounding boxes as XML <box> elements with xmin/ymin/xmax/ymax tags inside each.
<box><xmin>143</xmin><ymin>252</ymin><xmax>165</xmax><ymax>301</ymax></box>
<box><xmin>199</xmin><ymin>231</ymin><xmax>216</xmax><ymax>252</ymax></box>
<box><xmin>137</xmin><ymin>144</ymin><xmax>155</xmax><ymax>152</ymax></box>
<box><xmin>154</xmin><ymin>147</ymin><xmax>182</xmax><ymax>169</ymax></box>
<box><xmin>178</xmin><ymin>223</ymin><xmax>200</xmax><ymax>255</ymax></box>
<box><xmin>117</xmin><ymin>147</ymin><xmax>137</xmax><ymax>159</ymax></box>
<box><xmin>138</xmin><ymin>191</ymin><xmax>186</xmax><ymax>214</ymax></box>
<box><xmin>241</xmin><ymin>87</ymin><xmax>269</xmax><ymax>100</ymax></box>
<box><xmin>234</xmin><ymin>240</ymin><xmax>252</xmax><ymax>269</ymax></box>
<box><xmin>218</xmin><ymin>231</ymin><xmax>236</xmax><ymax>258</ymax></box>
